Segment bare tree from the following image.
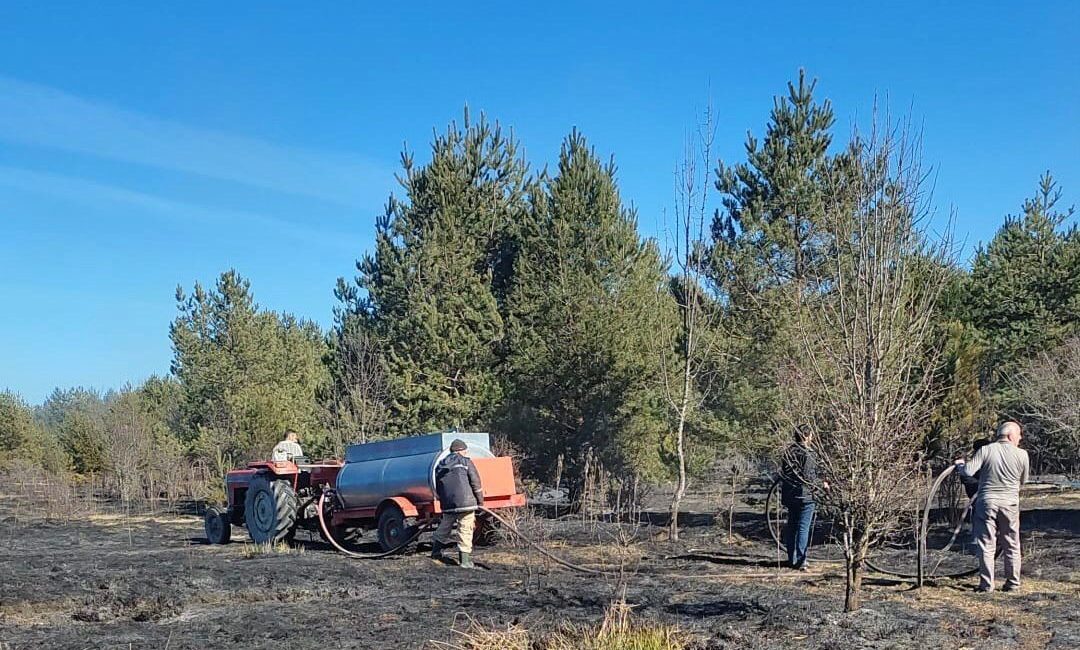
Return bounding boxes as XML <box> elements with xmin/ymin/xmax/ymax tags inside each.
<box><xmin>104</xmin><ymin>393</ymin><xmax>155</xmax><ymax>505</ymax></box>
<box><xmin>781</xmin><ymin>116</ymin><xmax>951</xmax><ymax>610</ymax></box>
<box><xmin>322</xmin><ymin>320</ymin><xmax>390</xmax><ymax>451</ymax></box>
<box><xmin>659</xmin><ymin>103</ymin><xmax>729</xmax><ymax>541</ymax></box>
<box><xmin>1013</xmin><ymin>335</ymin><xmax>1080</xmax><ymax>473</ymax></box>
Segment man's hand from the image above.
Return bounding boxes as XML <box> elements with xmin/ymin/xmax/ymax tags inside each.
<box><xmin>954</xmin><ymin>458</ymin><xmax>965</xmax><ymax>466</ymax></box>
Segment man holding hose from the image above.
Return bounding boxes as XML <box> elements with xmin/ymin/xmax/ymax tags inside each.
<box><xmin>431</xmin><ymin>439</ymin><xmax>485</xmax><ymax>569</ymax></box>
<box><xmin>955</xmin><ymin>421</ymin><xmax>1030</xmax><ymax>593</ymax></box>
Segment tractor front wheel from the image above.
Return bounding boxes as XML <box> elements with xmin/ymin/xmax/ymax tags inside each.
<box><xmin>204</xmin><ymin>506</ymin><xmax>232</xmax><ymax>544</ymax></box>
<box><xmin>244</xmin><ymin>475</ymin><xmax>298</xmax><ymax>545</ymax></box>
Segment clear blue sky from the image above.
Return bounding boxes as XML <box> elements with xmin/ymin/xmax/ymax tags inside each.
<box><xmin>1</xmin><ymin>1</ymin><xmax>1077</xmax><ymax>404</ymax></box>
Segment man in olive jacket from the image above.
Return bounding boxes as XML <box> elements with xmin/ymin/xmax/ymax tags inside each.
<box><xmin>431</xmin><ymin>439</ymin><xmax>484</xmax><ymax>568</ymax></box>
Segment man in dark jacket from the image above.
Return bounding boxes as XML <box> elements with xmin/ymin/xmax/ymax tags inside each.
<box><xmin>780</xmin><ymin>428</ymin><xmax>823</xmax><ymax>570</ymax></box>
<box><xmin>431</xmin><ymin>439</ymin><xmax>484</xmax><ymax>568</ymax></box>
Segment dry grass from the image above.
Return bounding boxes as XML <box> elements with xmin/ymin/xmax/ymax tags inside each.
<box><xmin>433</xmin><ymin>601</ymin><xmax>688</xmax><ymax>650</ymax></box>
<box><xmin>239</xmin><ymin>540</ymin><xmax>303</xmax><ymax>557</ymax></box>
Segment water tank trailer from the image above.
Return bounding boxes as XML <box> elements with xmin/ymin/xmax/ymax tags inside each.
<box><xmin>204</xmin><ymin>432</ymin><xmax>526</xmax><ymax>552</ymax></box>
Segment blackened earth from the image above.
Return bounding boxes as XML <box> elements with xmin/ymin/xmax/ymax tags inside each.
<box><xmin>2</xmin><ymin>487</ymin><xmax>1078</xmax><ymax>649</ymax></box>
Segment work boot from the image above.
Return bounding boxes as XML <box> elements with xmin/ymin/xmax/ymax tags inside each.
<box><xmin>459</xmin><ymin>551</ymin><xmax>474</xmax><ymax>569</ymax></box>
<box><xmin>430</xmin><ymin>541</ymin><xmax>444</xmax><ymax>560</ymax></box>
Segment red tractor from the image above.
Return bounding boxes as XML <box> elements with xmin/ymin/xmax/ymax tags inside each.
<box><xmin>204</xmin><ymin>432</ymin><xmax>525</xmax><ymax>552</ymax></box>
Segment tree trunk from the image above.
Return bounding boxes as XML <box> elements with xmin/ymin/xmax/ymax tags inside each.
<box><xmin>668</xmin><ymin>319</ymin><xmax>694</xmax><ymax>541</ymax></box>
<box><xmin>845</xmin><ymin>539</ymin><xmax>869</xmax><ymax>612</ymax></box>
<box><xmin>669</xmin><ymin>411</ymin><xmax>688</xmax><ymax>541</ymax></box>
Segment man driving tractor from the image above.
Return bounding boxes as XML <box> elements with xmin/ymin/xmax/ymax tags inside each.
<box><xmin>272</xmin><ymin>430</ymin><xmax>304</xmax><ymax>462</ymax></box>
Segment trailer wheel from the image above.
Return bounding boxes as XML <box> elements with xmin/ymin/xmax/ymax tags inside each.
<box><xmin>376</xmin><ymin>504</ymin><xmax>415</xmax><ymax>553</ymax></box>
<box><xmin>204</xmin><ymin>506</ymin><xmax>231</xmax><ymax>544</ymax></box>
<box><xmin>244</xmin><ymin>474</ymin><xmax>298</xmax><ymax>545</ymax></box>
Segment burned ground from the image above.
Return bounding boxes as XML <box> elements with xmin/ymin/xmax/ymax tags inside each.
<box><xmin>2</xmin><ymin>486</ymin><xmax>1078</xmax><ymax>649</ymax></box>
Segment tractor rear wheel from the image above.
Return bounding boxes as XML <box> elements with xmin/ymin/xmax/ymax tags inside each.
<box><xmin>376</xmin><ymin>504</ymin><xmax>416</xmax><ymax>553</ymax></box>
<box><xmin>244</xmin><ymin>475</ymin><xmax>298</xmax><ymax>545</ymax></box>
<box><xmin>204</xmin><ymin>506</ymin><xmax>232</xmax><ymax>544</ymax></box>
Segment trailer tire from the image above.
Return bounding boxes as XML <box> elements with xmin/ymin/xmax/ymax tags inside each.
<box><xmin>376</xmin><ymin>504</ymin><xmax>415</xmax><ymax>553</ymax></box>
<box><xmin>204</xmin><ymin>506</ymin><xmax>232</xmax><ymax>544</ymax></box>
<box><xmin>244</xmin><ymin>475</ymin><xmax>298</xmax><ymax>545</ymax></box>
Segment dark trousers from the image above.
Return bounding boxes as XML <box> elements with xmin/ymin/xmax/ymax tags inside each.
<box><xmin>785</xmin><ymin>499</ymin><xmax>815</xmax><ymax>568</ymax></box>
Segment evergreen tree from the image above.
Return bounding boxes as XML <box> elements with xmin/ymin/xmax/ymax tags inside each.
<box><xmin>0</xmin><ymin>390</ymin><xmax>69</xmax><ymax>472</ymax></box>
<box><xmin>170</xmin><ymin>270</ymin><xmax>329</xmax><ymax>466</ymax></box>
<box><xmin>707</xmin><ymin>71</ymin><xmax>849</xmax><ymax>450</ymax></box>
<box><xmin>963</xmin><ymin>173</ymin><xmax>1078</xmax><ymax>381</ymax></box>
<box><xmin>340</xmin><ymin>110</ymin><xmax>529</xmax><ymax>435</ymax></box>
<box><xmin>36</xmin><ymin>387</ymin><xmax>110</xmax><ymax>473</ymax></box>
<box><xmin>505</xmin><ymin>130</ymin><xmax>673</xmax><ymax>481</ymax></box>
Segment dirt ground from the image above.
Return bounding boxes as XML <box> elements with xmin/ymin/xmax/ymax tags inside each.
<box><xmin>2</xmin><ymin>484</ymin><xmax>1078</xmax><ymax>650</ymax></box>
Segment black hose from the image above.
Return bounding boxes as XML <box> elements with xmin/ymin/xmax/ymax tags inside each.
<box><xmin>316</xmin><ymin>491</ymin><xmax>431</xmax><ymax>559</ymax></box>
<box><xmin>315</xmin><ymin>493</ymin><xmax>604</xmax><ymax>574</ymax></box>
<box><xmin>478</xmin><ymin>506</ymin><xmax>609</xmax><ymax>575</ymax></box>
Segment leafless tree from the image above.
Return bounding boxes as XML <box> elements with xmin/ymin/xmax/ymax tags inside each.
<box><xmin>1013</xmin><ymin>335</ymin><xmax>1080</xmax><ymax>473</ymax></box>
<box><xmin>104</xmin><ymin>393</ymin><xmax>155</xmax><ymax>505</ymax></box>
<box><xmin>781</xmin><ymin>115</ymin><xmax>951</xmax><ymax>610</ymax></box>
<box><xmin>658</xmin><ymin>102</ymin><xmax>729</xmax><ymax>541</ymax></box>
<box><xmin>323</xmin><ymin>321</ymin><xmax>390</xmax><ymax>451</ymax></box>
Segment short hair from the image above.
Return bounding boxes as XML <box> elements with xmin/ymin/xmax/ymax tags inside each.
<box><xmin>793</xmin><ymin>427</ymin><xmax>812</xmax><ymax>444</ymax></box>
<box><xmin>286</xmin><ymin>430</ymin><xmax>299</xmax><ymax>439</ymax></box>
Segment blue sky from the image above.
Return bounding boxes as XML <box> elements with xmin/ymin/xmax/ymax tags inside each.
<box><xmin>1</xmin><ymin>1</ymin><xmax>1077</xmax><ymax>404</ymax></box>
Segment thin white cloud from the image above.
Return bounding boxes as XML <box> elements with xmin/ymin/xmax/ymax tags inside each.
<box><xmin>0</xmin><ymin>75</ymin><xmax>389</xmax><ymax>207</ymax></box>
<box><xmin>0</xmin><ymin>165</ymin><xmax>358</xmax><ymax>251</ymax></box>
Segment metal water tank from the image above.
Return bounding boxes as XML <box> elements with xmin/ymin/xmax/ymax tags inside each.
<box><xmin>334</xmin><ymin>432</ymin><xmax>493</xmax><ymax>510</ymax></box>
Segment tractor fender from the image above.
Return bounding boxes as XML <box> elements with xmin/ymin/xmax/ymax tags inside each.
<box><xmin>377</xmin><ymin>496</ymin><xmax>418</xmax><ymax>518</ymax></box>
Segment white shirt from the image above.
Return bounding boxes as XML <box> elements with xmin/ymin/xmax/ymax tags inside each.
<box><xmin>272</xmin><ymin>440</ymin><xmax>304</xmax><ymax>461</ymax></box>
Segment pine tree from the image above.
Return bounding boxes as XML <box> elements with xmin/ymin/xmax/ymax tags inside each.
<box><xmin>505</xmin><ymin>130</ymin><xmax>673</xmax><ymax>482</ymax></box>
<box><xmin>341</xmin><ymin>110</ymin><xmax>529</xmax><ymax>435</ymax></box>
<box><xmin>0</xmin><ymin>391</ymin><xmax>69</xmax><ymax>472</ymax></box>
<box><xmin>707</xmin><ymin>71</ymin><xmax>849</xmax><ymax>450</ymax></box>
<box><xmin>963</xmin><ymin>173</ymin><xmax>1078</xmax><ymax>381</ymax></box>
<box><xmin>170</xmin><ymin>270</ymin><xmax>329</xmax><ymax>465</ymax></box>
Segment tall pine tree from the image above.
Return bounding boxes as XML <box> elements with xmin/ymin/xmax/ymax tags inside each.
<box><xmin>963</xmin><ymin>173</ymin><xmax>1078</xmax><ymax>381</ymax></box>
<box><xmin>341</xmin><ymin>110</ymin><xmax>529</xmax><ymax>435</ymax></box>
<box><xmin>505</xmin><ymin>130</ymin><xmax>673</xmax><ymax>482</ymax></box>
<box><xmin>707</xmin><ymin>71</ymin><xmax>849</xmax><ymax>450</ymax></box>
<box><xmin>170</xmin><ymin>270</ymin><xmax>329</xmax><ymax>465</ymax></box>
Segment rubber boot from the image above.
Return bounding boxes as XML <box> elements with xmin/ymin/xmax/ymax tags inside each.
<box><xmin>459</xmin><ymin>551</ymin><xmax>474</xmax><ymax>569</ymax></box>
<box><xmin>430</xmin><ymin>540</ymin><xmax>444</xmax><ymax>560</ymax></box>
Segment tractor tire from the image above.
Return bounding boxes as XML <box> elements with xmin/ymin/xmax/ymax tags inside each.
<box><xmin>244</xmin><ymin>474</ymin><xmax>298</xmax><ymax>545</ymax></box>
<box><xmin>204</xmin><ymin>506</ymin><xmax>232</xmax><ymax>544</ymax></box>
<box><xmin>376</xmin><ymin>504</ymin><xmax>416</xmax><ymax>553</ymax></box>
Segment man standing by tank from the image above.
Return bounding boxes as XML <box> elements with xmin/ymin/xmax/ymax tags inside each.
<box><xmin>955</xmin><ymin>421</ymin><xmax>1030</xmax><ymax>593</ymax></box>
<box><xmin>431</xmin><ymin>439</ymin><xmax>484</xmax><ymax>568</ymax></box>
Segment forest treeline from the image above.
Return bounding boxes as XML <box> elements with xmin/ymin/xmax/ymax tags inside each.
<box><xmin>2</xmin><ymin>73</ymin><xmax>1078</xmax><ymax>502</ymax></box>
